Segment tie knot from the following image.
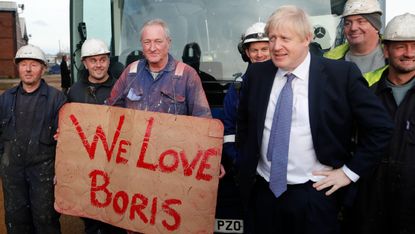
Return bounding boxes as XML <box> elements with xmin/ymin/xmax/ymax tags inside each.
<box><xmin>285</xmin><ymin>73</ymin><xmax>295</xmax><ymax>82</ymax></box>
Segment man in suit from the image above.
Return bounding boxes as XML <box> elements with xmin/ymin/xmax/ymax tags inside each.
<box><xmin>236</xmin><ymin>5</ymin><xmax>393</xmax><ymax>234</ymax></box>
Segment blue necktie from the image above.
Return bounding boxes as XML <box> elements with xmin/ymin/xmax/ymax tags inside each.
<box><xmin>267</xmin><ymin>73</ymin><xmax>295</xmax><ymax>198</ymax></box>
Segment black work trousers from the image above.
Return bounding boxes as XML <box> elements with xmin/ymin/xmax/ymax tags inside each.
<box><xmin>1</xmin><ymin>153</ymin><xmax>60</xmax><ymax>234</ymax></box>
<box><xmin>82</xmin><ymin>217</ymin><xmax>126</xmax><ymax>234</ymax></box>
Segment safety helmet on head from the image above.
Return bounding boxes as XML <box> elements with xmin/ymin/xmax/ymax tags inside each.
<box><xmin>342</xmin><ymin>0</ymin><xmax>382</xmax><ymax>17</ymax></box>
<box><xmin>238</xmin><ymin>22</ymin><xmax>268</xmax><ymax>62</ymax></box>
<box><xmin>81</xmin><ymin>38</ymin><xmax>110</xmax><ymax>59</ymax></box>
<box><xmin>15</xmin><ymin>44</ymin><xmax>47</xmax><ymax>65</ymax></box>
<box><xmin>243</xmin><ymin>22</ymin><xmax>269</xmax><ymax>44</ymax></box>
<box><xmin>384</xmin><ymin>13</ymin><xmax>415</xmax><ymax>41</ymax></box>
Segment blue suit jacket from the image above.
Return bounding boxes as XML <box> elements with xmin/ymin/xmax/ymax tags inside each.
<box><xmin>236</xmin><ymin>54</ymin><xmax>393</xmax><ymax>204</ymax></box>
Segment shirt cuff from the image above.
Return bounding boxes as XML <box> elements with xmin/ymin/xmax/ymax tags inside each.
<box><xmin>223</xmin><ymin>134</ymin><xmax>235</xmax><ymax>143</ymax></box>
<box><xmin>342</xmin><ymin>165</ymin><xmax>360</xmax><ymax>182</ymax></box>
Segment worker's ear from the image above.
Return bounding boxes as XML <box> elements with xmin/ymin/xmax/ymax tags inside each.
<box><xmin>238</xmin><ymin>40</ymin><xmax>250</xmax><ymax>62</ymax></box>
<box><xmin>41</xmin><ymin>64</ymin><xmax>47</xmax><ymax>76</ymax></box>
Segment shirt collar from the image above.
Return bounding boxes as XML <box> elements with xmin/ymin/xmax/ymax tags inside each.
<box><xmin>276</xmin><ymin>52</ymin><xmax>311</xmax><ymax>80</ymax></box>
<box><xmin>144</xmin><ymin>54</ymin><xmax>175</xmax><ymax>73</ymax></box>
<box><xmin>17</xmin><ymin>79</ymin><xmax>47</xmax><ymax>95</ymax></box>
<box><xmin>83</xmin><ymin>76</ymin><xmax>115</xmax><ymax>88</ymax></box>
<box><xmin>291</xmin><ymin>52</ymin><xmax>311</xmax><ymax>81</ymax></box>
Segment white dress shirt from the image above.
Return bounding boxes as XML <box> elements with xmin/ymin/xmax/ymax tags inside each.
<box><xmin>257</xmin><ymin>52</ymin><xmax>359</xmax><ymax>184</ymax></box>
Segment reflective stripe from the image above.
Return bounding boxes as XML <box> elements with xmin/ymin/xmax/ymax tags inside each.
<box><xmin>129</xmin><ymin>60</ymin><xmax>139</xmax><ymax>73</ymax></box>
<box><xmin>175</xmin><ymin>62</ymin><xmax>186</xmax><ymax>76</ymax></box>
<box><xmin>223</xmin><ymin>134</ymin><xmax>236</xmax><ymax>143</ymax></box>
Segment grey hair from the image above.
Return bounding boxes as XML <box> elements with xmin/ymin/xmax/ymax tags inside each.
<box><xmin>140</xmin><ymin>18</ymin><xmax>171</xmax><ymax>41</ymax></box>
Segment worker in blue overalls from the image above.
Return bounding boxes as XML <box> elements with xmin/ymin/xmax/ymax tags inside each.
<box><xmin>223</xmin><ymin>22</ymin><xmax>270</xmax><ymax>170</ymax></box>
<box><xmin>217</xmin><ymin>23</ymin><xmax>270</xmax><ymax>232</ymax></box>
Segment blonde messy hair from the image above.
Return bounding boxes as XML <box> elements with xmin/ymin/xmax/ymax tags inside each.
<box><xmin>265</xmin><ymin>5</ymin><xmax>313</xmax><ymax>42</ymax></box>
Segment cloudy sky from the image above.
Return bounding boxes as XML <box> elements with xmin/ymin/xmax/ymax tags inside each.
<box><xmin>1</xmin><ymin>0</ymin><xmax>413</xmax><ymax>55</ymax></box>
<box><xmin>2</xmin><ymin>0</ymin><xmax>70</xmax><ymax>54</ymax></box>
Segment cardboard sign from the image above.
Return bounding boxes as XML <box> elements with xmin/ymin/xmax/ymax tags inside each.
<box><xmin>54</xmin><ymin>103</ymin><xmax>223</xmax><ymax>233</ymax></box>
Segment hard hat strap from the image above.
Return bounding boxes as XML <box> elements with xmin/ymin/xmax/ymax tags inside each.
<box><xmin>244</xmin><ymin>33</ymin><xmax>267</xmax><ymax>41</ymax></box>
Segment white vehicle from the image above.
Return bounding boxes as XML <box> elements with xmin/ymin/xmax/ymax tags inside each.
<box><xmin>69</xmin><ymin>1</ymin><xmax>386</xmax><ymax>233</ymax></box>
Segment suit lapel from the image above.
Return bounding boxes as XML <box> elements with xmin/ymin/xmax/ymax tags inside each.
<box><xmin>257</xmin><ymin>61</ymin><xmax>278</xmax><ymax>146</ymax></box>
<box><xmin>308</xmin><ymin>54</ymin><xmax>327</xmax><ymax>144</ymax></box>
<box><xmin>254</xmin><ymin>56</ymin><xmax>327</xmax><ymax>147</ymax></box>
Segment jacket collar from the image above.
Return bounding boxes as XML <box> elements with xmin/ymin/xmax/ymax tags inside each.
<box><xmin>81</xmin><ymin>75</ymin><xmax>116</xmax><ymax>88</ymax></box>
<box><xmin>142</xmin><ymin>54</ymin><xmax>175</xmax><ymax>73</ymax></box>
<box><xmin>374</xmin><ymin>68</ymin><xmax>390</xmax><ymax>94</ymax></box>
<box><xmin>375</xmin><ymin>68</ymin><xmax>415</xmax><ymax>94</ymax></box>
<box><xmin>11</xmin><ymin>79</ymin><xmax>48</xmax><ymax>96</ymax></box>
<box><xmin>308</xmin><ymin>54</ymin><xmax>328</xmax><ymax>145</ymax></box>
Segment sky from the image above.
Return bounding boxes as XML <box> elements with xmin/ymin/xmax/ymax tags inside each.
<box><xmin>1</xmin><ymin>0</ymin><xmax>70</xmax><ymax>54</ymax></box>
<box><xmin>1</xmin><ymin>0</ymin><xmax>414</xmax><ymax>55</ymax></box>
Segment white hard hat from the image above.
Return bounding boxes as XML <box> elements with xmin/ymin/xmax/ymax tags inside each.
<box><xmin>243</xmin><ymin>22</ymin><xmax>269</xmax><ymax>44</ymax></box>
<box><xmin>342</xmin><ymin>0</ymin><xmax>382</xmax><ymax>17</ymax></box>
<box><xmin>384</xmin><ymin>13</ymin><xmax>415</xmax><ymax>41</ymax></box>
<box><xmin>81</xmin><ymin>38</ymin><xmax>110</xmax><ymax>59</ymax></box>
<box><xmin>15</xmin><ymin>44</ymin><xmax>47</xmax><ymax>65</ymax></box>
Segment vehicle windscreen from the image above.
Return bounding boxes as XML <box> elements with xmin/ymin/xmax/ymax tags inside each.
<box><xmin>118</xmin><ymin>0</ymin><xmax>342</xmax><ymax>80</ymax></box>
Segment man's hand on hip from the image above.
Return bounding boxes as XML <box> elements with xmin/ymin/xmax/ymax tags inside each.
<box><xmin>312</xmin><ymin>168</ymin><xmax>351</xmax><ymax>196</ymax></box>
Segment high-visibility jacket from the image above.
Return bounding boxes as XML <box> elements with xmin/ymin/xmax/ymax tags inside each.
<box><xmin>348</xmin><ymin>67</ymin><xmax>415</xmax><ymax>234</ymax></box>
<box><xmin>365</xmin><ymin>65</ymin><xmax>388</xmax><ymax>87</ymax></box>
<box><xmin>324</xmin><ymin>43</ymin><xmax>388</xmax><ymax>86</ymax></box>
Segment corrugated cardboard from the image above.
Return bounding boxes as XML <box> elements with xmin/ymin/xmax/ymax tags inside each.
<box><xmin>54</xmin><ymin>103</ymin><xmax>223</xmax><ymax>233</ymax></box>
